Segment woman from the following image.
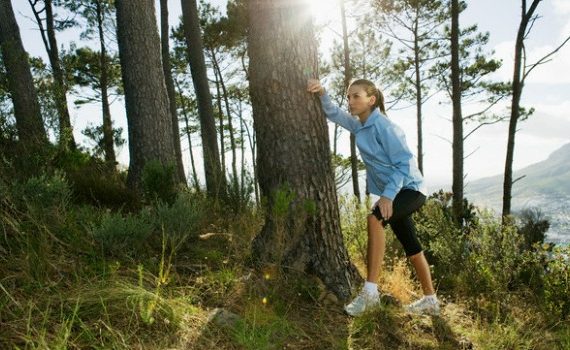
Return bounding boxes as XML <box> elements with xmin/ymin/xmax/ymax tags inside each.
<box><xmin>307</xmin><ymin>78</ymin><xmax>439</xmax><ymax>316</ymax></box>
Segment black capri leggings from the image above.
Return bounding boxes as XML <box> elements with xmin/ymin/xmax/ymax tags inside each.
<box><xmin>371</xmin><ymin>189</ymin><xmax>426</xmax><ymax>257</ymax></box>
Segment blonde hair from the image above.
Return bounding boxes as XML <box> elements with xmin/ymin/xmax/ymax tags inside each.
<box><xmin>349</xmin><ymin>79</ymin><xmax>386</xmax><ymax>115</ymax></box>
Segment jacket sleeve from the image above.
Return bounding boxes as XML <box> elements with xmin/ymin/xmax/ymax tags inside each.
<box><xmin>319</xmin><ymin>93</ymin><xmax>360</xmax><ymax>133</ymax></box>
<box><xmin>377</xmin><ymin>124</ymin><xmax>414</xmax><ymax>201</ymax></box>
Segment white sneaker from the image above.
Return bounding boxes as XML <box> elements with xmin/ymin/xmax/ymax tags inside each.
<box><xmin>405</xmin><ymin>296</ymin><xmax>440</xmax><ymax>316</ymax></box>
<box><xmin>344</xmin><ymin>290</ymin><xmax>381</xmax><ymax>316</ymax></box>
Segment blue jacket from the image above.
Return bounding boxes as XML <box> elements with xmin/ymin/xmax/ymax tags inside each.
<box><xmin>320</xmin><ymin>93</ymin><xmax>426</xmax><ymax>201</ymax></box>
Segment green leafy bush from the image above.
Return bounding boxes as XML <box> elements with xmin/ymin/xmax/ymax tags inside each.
<box><xmin>90</xmin><ymin>209</ymin><xmax>154</xmax><ymax>257</ymax></box>
<box><xmin>154</xmin><ymin>191</ymin><xmax>208</xmax><ymax>242</ymax></box>
<box><xmin>414</xmin><ymin>197</ymin><xmax>465</xmax><ymax>289</ymax></box>
<box><xmin>142</xmin><ymin>160</ymin><xmax>178</xmax><ymax>204</ymax></box>
<box><xmin>66</xmin><ymin>164</ymin><xmax>139</xmax><ymax>211</ymax></box>
<box><xmin>543</xmin><ymin>246</ymin><xmax>570</xmax><ymax>320</ymax></box>
<box><xmin>10</xmin><ymin>170</ymin><xmax>72</xmax><ymax>213</ymax></box>
<box><xmin>516</xmin><ymin>207</ymin><xmax>550</xmax><ymax>250</ymax></box>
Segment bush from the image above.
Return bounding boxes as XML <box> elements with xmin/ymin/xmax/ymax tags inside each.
<box><xmin>225</xmin><ymin>171</ymin><xmax>256</xmax><ymax>213</ymax></box>
<box><xmin>142</xmin><ymin>160</ymin><xmax>178</xmax><ymax>204</ymax></box>
<box><xmin>9</xmin><ymin>170</ymin><xmax>72</xmax><ymax>214</ymax></box>
<box><xmin>154</xmin><ymin>190</ymin><xmax>208</xmax><ymax>243</ymax></box>
<box><xmin>459</xmin><ymin>215</ymin><xmax>524</xmax><ymax>296</ymax></box>
<box><xmin>339</xmin><ymin>194</ymin><xmax>373</xmax><ymax>264</ymax></box>
<box><xmin>543</xmin><ymin>246</ymin><xmax>570</xmax><ymax>320</ymax></box>
<box><xmin>415</xmin><ymin>195</ymin><xmax>536</xmax><ymax>298</ymax></box>
<box><xmin>90</xmin><ymin>209</ymin><xmax>154</xmax><ymax>257</ymax></box>
<box><xmin>414</xmin><ymin>197</ymin><xmax>465</xmax><ymax>289</ymax></box>
<box><xmin>66</xmin><ymin>163</ymin><xmax>139</xmax><ymax>211</ymax></box>
<box><xmin>516</xmin><ymin>207</ymin><xmax>550</xmax><ymax>250</ymax></box>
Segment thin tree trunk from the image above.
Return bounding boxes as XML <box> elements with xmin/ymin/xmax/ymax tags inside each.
<box><xmin>44</xmin><ymin>0</ymin><xmax>75</xmax><ymax>150</ymax></box>
<box><xmin>183</xmin><ymin>105</ymin><xmax>200</xmax><ymax>190</ymax></box>
<box><xmin>212</xmin><ymin>63</ymin><xmax>226</xmax><ymax>173</ymax></box>
<box><xmin>115</xmin><ymin>0</ymin><xmax>177</xmax><ymax>189</ymax></box>
<box><xmin>243</xmin><ymin>119</ymin><xmax>259</xmax><ymax>205</ymax></box>
<box><xmin>503</xmin><ymin>0</ymin><xmax>542</xmax><ymax>220</ymax></box>
<box><xmin>248</xmin><ymin>0</ymin><xmax>361</xmax><ymax>301</ymax></box>
<box><xmin>160</xmin><ymin>0</ymin><xmax>186</xmax><ymax>183</ymax></box>
<box><xmin>176</xmin><ymin>79</ymin><xmax>200</xmax><ymax>190</ymax></box>
<box><xmin>181</xmin><ymin>0</ymin><xmax>225</xmax><ymax>198</ymax></box>
<box><xmin>450</xmin><ymin>0</ymin><xmax>464</xmax><ymax>223</ymax></box>
<box><xmin>340</xmin><ymin>0</ymin><xmax>360</xmax><ymax>203</ymax></box>
<box><xmin>413</xmin><ymin>11</ymin><xmax>424</xmax><ymax>175</ymax></box>
<box><xmin>333</xmin><ymin>124</ymin><xmax>339</xmax><ymax>155</ymax></box>
<box><xmin>212</xmin><ymin>51</ymin><xmax>239</xmax><ymax>192</ymax></box>
<box><xmin>95</xmin><ymin>0</ymin><xmax>116</xmax><ymax>166</ymax></box>
<box><xmin>0</xmin><ymin>0</ymin><xmax>48</xmax><ymax>149</ymax></box>
<box><xmin>238</xmin><ymin>98</ymin><xmax>246</xmax><ymax>195</ymax></box>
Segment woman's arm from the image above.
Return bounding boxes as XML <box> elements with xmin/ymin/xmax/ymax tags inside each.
<box><xmin>307</xmin><ymin>79</ymin><xmax>360</xmax><ymax>133</ymax></box>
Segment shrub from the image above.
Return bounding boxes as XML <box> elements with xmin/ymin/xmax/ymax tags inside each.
<box><xmin>543</xmin><ymin>246</ymin><xmax>570</xmax><ymax>320</ymax></box>
<box><xmin>414</xmin><ymin>197</ymin><xmax>465</xmax><ymax>290</ymax></box>
<box><xmin>339</xmin><ymin>194</ymin><xmax>372</xmax><ymax>264</ymax></box>
<box><xmin>66</xmin><ymin>163</ymin><xmax>139</xmax><ymax>211</ymax></box>
<box><xmin>516</xmin><ymin>207</ymin><xmax>550</xmax><ymax>250</ymax></box>
<box><xmin>225</xmin><ymin>171</ymin><xmax>256</xmax><ymax>213</ymax></box>
<box><xmin>142</xmin><ymin>160</ymin><xmax>178</xmax><ymax>204</ymax></box>
<box><xmin>154</xmin><ymin>191</ymin><xmax>208</xmax><ymax>243</ymax></box>
<box><xmin>10</xmin><ymin>170</ymin><xmax>72</xmax><ymax>214</ymax></box>
<box><xmin>90</xmin><ymin>209</ymin><xmax>154</xmax><ymax>257</ymax></box>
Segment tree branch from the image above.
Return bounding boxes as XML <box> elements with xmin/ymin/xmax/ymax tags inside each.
<box><xmin>524</xmin><ymin>34</ymin><xmax>570</xmax><ymax>80</ymax></box>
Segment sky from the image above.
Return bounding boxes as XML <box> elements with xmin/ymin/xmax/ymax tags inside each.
<box><xmin>10</xmin><ymin>0</ymin><xmax>570</xmax><ymax>192</ymax></box>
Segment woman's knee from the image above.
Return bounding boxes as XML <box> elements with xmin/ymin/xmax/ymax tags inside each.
<box><xmin>408</xmin><ymin>251</ymin><xmax>424</xmax><ymax>262</ymax></box>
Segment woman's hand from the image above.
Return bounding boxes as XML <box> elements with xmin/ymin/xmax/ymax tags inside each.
<box><xmin>307</xmin><ymin>79</ymin><xmax>325</xmax><ymax>96</ymax></box>
<box><xmin>374</xmin><ymin>196</ymin><xmax>393</xmax><ymax>221</ymax></box>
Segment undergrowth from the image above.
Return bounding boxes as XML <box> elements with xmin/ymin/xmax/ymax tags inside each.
<box><xmin>1</xmin><ymin>172</ymin><xmax>568</xmax><ymax>349</ymax></box>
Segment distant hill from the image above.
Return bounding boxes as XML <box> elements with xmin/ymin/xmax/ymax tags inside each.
<box><xmin>466</xmin><ymin>142</ymin><xmax>570</xmax><ymax>244</ymax></box>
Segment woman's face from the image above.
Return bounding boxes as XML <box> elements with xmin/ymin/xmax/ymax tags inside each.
<box><xmin>347</xmin><ymin>85</ymin><xmax>375</xmax><ymax>117</ymax></box>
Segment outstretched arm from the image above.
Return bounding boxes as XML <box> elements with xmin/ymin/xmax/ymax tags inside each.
<box><xmin>307</xmin><ymin>79</ymin><xmax>360</xmax><ymax>133</ymax></box>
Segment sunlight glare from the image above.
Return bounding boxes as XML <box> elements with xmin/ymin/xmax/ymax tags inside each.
<box><xmin>304</xmin><ymin>0</ymin><xmax>341</xmax><ymax>25</ymax></box>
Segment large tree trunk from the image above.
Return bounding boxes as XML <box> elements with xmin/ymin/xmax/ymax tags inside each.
<box><xmin>340</xmin><ymin>0</ymin><xmax>360</xmax><ymax>203</ymax></box>
<box><xmin>95</xmin><ymin>0</ymin><xmax>116</xmax><ymax>166</ymax></box>
<box><xmin>503</xmin><ymin>0</ymin><xmax>541</xmax><ymax>220</ymax></box>
<box><xmin>44</xmin><ymin>0</ymin><xmax>76</xmax><ymax>150</ymax></box>
<box><xmin>115</xmin><ymin>0</ymin><xmax>178</xmax><ymax>189</ymax></box>
<box><xmin>181</xmin><ymin>0</ymin><xmax>226</xmax><ymax>198</ymax></box>
<box><xmin>160</xmin><ymin>0</ymin><xmax>186</xmax><ymax>183</ymax></box>
<box><xmin>450</xmin><ymin>0</ymin><xmax>464</xmax><ymax>223</ymax></box>
<box><xmin>248</xmin><ymin>0</ymin><xmax>361</xmax><ymax>301</ymax></box>
<box><xmin>0</xmin><ymin>0</ymin><xmax>48</xmax><ymax>149</ymax></box>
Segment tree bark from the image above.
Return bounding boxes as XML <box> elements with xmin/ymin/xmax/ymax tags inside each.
<box><xmin>502</xmin><ymin>0</ymin><xmax>542</xmax><ymax>219</ymax></box>
<box><xmin>450</xmin><ymin>0</ymin><xmax>464</xmax><ymax>223</ymax></box>
<box><xmin>160</xmin><ymin>0</ymin><xmax>186</xmax><ymax>183</ymax></box>
<box><xmin>95</xmin><ymin>0</ymin><xmax>116</xmax><ymax>166</ymax></box>
<box><xmin>181</xmin><ymin>0</ymin><xmax>225</xmax><ymax>198</ymax></box>
<box><xmin>0</xmin><ymin>0</ymin><xmax>48</xmax><ymax>149</ymax></box>
<box><xmin>248</xmin><ymin>0</ymin><xmax>361</xmax><ymax>301</ymax></box>
<box><xmin>115</xmin><ymin>0</ymin><xmax>178</xmax><ymax>189</ymax></box>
